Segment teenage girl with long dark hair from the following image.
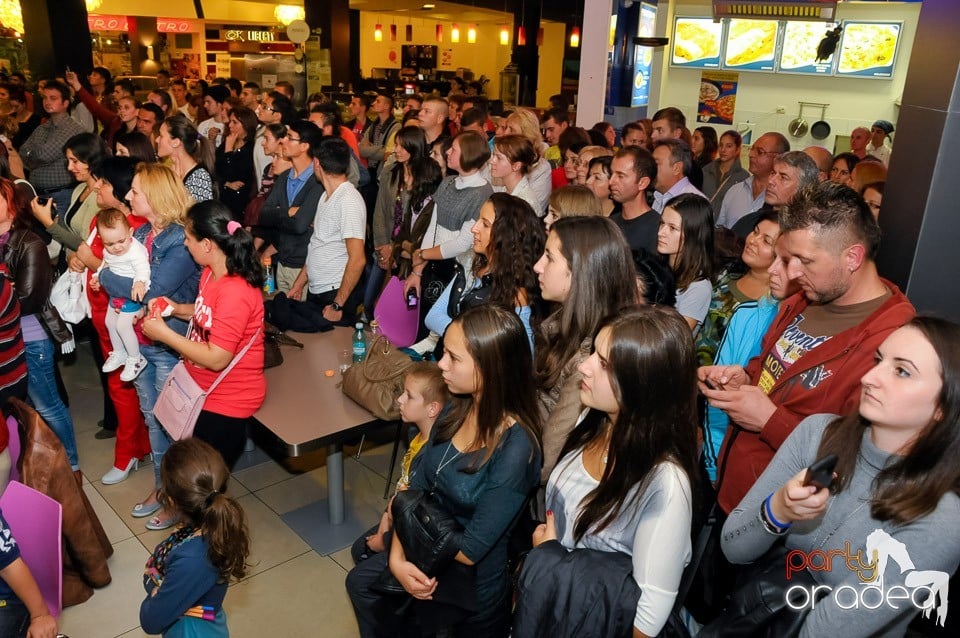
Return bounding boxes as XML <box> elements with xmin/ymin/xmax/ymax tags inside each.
<box><xmin>141</xmin><ymin>200</ymin><xmax>264</xmax><ymax>469</ymax></box>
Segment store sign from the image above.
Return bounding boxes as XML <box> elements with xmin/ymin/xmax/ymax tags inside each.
<box><xmin>157</xmin><ymin>18</ymin><xmax>202</xmax><ymax>33</ymax></box>
<box><xmin>223</xmin><ymin>30</ymin><xmax>277</xmax><ymax>43</ymax></box>
<box><xmin>88</xmin><ymin>15</ymin><xmax>129</xmax><ymax>32</ymax></box>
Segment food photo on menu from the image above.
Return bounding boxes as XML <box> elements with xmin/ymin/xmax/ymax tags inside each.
<box><xmin>723</xmin><ymin>19</ymin><xmax>779</xmax><ymax>71</ymax></box>
<box><xmin>836</xmin><ymin>21</ymin><xmax>902</xmax><ymax>78</ymax></box>
<box><xmin>672</xmin><ymin>17</ymin><xmax>723</xmax><ymax>68</ymax></box>
<box><xmin>779</xmin><ymin>21</ymin><xmax>840</xmax><ymax>75</ymax></box>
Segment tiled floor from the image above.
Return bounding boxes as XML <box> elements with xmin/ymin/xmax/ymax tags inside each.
<box><xmin>54</xmin><ymin>343</ymin><xmax>396</xmax><ymax>637</ymax></box>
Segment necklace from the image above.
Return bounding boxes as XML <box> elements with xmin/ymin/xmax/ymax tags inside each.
<box><xmin>435</xmin><ymin>441</ymin><xmax>462</xmax><ymax>479</ymax></box>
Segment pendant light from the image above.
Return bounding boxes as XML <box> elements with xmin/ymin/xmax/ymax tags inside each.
<box><xmin>500</xmin><ymin>25</ymin><xmax>509</xmax><ymax>46</ymax></box>
<box><xmin>374</xmin><ymin>22</ymin><xmax>383</xmax><ymax>41</ymax></box>
<box><xmin>451</xmin><ymin>23</ymin><xmax>460</xmax><ymax>43</ymax></box>
<box><xmin>467</xmin><ymin>25</ymin><xmax>477</xmax><ymax>44</ymax></box>
<box><xmin>570</xmin><ymin>26</ymin><xmax>580</xmax><ymax>48</ymax></box>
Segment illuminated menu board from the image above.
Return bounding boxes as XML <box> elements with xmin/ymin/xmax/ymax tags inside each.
<box><xmin>778</xmin><ymin>21</ymin><xmax>839</xmax><ymax>75</ymax></box>
<box><xmin>722</xmin><ymin>19</ymin><xmax>780</xmax><ymax>71</ymax></box>
<box><xmin>835</xmin><ymin>21</ymin><xmax>902</xmax><ymax>79</ymax></box>
<box><xmin>671</xmin><ymin>17</ymin><xmax>724</xmax><ymax>69</ymax></box>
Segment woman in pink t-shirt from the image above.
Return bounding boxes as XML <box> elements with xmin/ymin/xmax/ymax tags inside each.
<box><xmin>142</xmin><ymin>200</ymin><xmax>265</xmax><ymax>468</ymax></box>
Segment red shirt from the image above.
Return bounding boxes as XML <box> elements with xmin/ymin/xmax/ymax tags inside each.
<box><xmin>186</xmin><ymin>268</ymin><xmax>265</xmax><ymax>418</ymax></box>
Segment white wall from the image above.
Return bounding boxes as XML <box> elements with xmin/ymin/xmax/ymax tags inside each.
<box><xmin>653</xmin><ymin>1</ymin><xmax>921</xmax><ymax>153</ymax></box>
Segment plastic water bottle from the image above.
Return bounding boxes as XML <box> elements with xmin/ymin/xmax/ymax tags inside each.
<box><xmin>352</xmin><ymin>322</ymin><xmax>367</xmax><ymax>363</ymax></box>
<box><xmin>262</xmin><ymin>255</ymin><xmax>276</xmax><ymax>294</ymax></box>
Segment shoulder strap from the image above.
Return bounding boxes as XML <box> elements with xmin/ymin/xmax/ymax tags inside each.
<box><xmin>206</xmin><ymin>327</ymin><xmax>262</xmax><ymax>394</ymax></box>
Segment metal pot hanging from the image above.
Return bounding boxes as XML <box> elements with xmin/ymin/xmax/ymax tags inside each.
<box><xmin>788</xmin><ymin>103</ymin><xmax>808</xmax><ymax>138</ymax></box>
<box><xmin>810</xmin><ymin>105</ymin><xmax>832</xmax><ymax>140</ymax></box>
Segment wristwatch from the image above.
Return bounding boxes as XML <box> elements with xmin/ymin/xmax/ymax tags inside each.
<box><xmin>330</xmin><ymin>301</ymin><xmax>343</xmax><ymax>311</ymax></box>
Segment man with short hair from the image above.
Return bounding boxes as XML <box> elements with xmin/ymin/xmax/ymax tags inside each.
<box><xmin>347</xmin><ymin>94</ymin><xmax>372</xmax><ymax>146</ymax></box>
<box><xmin>461</xmin><ymin>107</ymin><xmax>494</xmax><ymax>152</ymax></box>
<box><xmin>650</xmin><ymin>106</ymin><xmax>704</xmax><ymax>190</ymax></box>
<box><xmin>20</xmin><ymin>81</ymin><xmax>86</xmax><ymax>213</ymax></box>
<box><xmin>225</xmin><ymin>78</ymin><xmax>243</xmax><ymax>99</ymax></box>
<box><xmin>702</xmin><ymin>181</ymin><xmax>915</xmax><ymax>514</ymax></box>
<box><xmin>849</xmin><ymin>126</ymin><xmax>870</xmax><ymax>160</ymax></box>
<box><xmin>608</xmin><ymin>146</ymin><xmax>659</xmax><ymax>256</ymax></box>
<box><xmin>112</xmin><ymin>79</ymin><xmax>135</xmax><ymax>103</ymax></box>
<box><xmin>621</xmin><ymin>122</ymin><xmax>646</xmax><ymax>148</ymax></box>
<box><xmin>199</xmin><ymin>85</ymin><xmax>230</xmax><ymax>148</ymax></box>
<box><xmin>253</xmin><ymin>92</ymin><xmax>295</xmax><ymax>189</ymax></box>
<box><xmin>403</xmin><ymin>95</ymin><xmax>422</xmax><ymax>115</ymax></box>
<box><xmin>171</xmin><ymin>79</ymin><xmax>190</xmax><ymax>117</ymax></box>
<box><xmin>287</xmin><ymin>136</ymin><xmax>367</xmax><ymax>325</ymax></box>
<box><xmin>716</xmin><ymin>132</ymin><xmax>790</xmax><ymax>229</ymax></box>
<box><xmin>257</xmin><ymin>120</ymin><xmax>326</xmax><ymax>300</ymax></box>
<box><xmin>651</xmin><ymin>138</ymin><xmax>706</xmax><ymax>213</ymax></box>
<box><xmin>446</xmin><ymin>94</ymin><xmax>466</xmax><ymax>137</ymax></box>
<box><xmin>137</xmin><ymin>103</ymin><xmax>164</xmax><ymax>143</ymax></box>
<box><xmin>274</xmin><ymin>81</ymin><xmax>295</xmax><ymax>101</ymax></box>
<box><xmin>541</xmin><ymin>107</ymin><xmax>569</xmax><ymax>166</ymax></box>
<box><xmin>730</xmin><ymin>151</ymin><xmax>819</xmax><ymax>238</ymax></box>
<box><xmin>147</xmin><ymin>89</ymin><xmax>172</xmax><ymax>116</ymax></box>
<box><xmin>240</xmin><ymin>82</ymin><xmax>260</xmax><ymax>109</ymax></box>
<box><xmin>802</xmin><ymin>145</ymin><xmax>833</xmax><ymax>183</ymax></box>
<box><xmin>359</xmin><ymin>91</ymin><xmax>400</xmax><ymax>177</ymax></box>
<box><xmin>650</xmin><ymin>107</ymin><xmax>685</xmax><ymax>142</ymax></box>
<box><xmin>417</xmin><ymin>97</ymin><xmax>451</xmax><ymax>151</ymax></box>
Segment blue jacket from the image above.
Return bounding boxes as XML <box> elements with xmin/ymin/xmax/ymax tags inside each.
<box><xmin>702</xmin><ymin>295</ymin><xmax>779</xmax><ymax>481</ymax></box>
<box><xmin>99</xmin><ymin>222</ymin><xmax>200</xmax><ymax>339</ymax></box>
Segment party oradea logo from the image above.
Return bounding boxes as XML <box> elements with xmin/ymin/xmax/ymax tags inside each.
<box><xmin>784</xmin><ymin>529</ymin><xmax>949</xmax><ymax>626</ymax></box>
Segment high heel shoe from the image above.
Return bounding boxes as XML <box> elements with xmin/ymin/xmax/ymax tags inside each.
<box><xmin>101</xmin><ymin>457</ymin><xmax>138</xmax><ymax>485</ymax></box>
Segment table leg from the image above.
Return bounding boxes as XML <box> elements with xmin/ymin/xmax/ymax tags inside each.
<box><xmin>327</xmin><ymin>443</ymin><xmax>344</xmax><ymax>524</ymax></box>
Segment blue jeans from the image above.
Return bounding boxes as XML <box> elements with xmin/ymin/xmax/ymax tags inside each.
<box><xmin>132</xmin><ymin>343</ymin><xmax>179</xmax><ymax>486</ymax></box>
<box><xmin>25</xmin><ymin>338</ymin><xmax>79</xmax><ymax>470</ymax></box>
<box><xmin>0</xmin><ymin>599</ymin><xmax>28</xmax><ymax>638</ymax></box>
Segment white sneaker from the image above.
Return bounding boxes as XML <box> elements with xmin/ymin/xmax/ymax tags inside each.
<box><xmin>120</xmin><ymin>355</ymin><xmax>147</xmax><ymax>382</ymax></box>
<box><xmin>102</xmin><ymin>351</ymin><xmax>126</xmax><ymax>373</ymax></box>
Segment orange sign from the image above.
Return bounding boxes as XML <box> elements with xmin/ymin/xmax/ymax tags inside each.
<box><xmin>157</xmin><ymin>18</ymin><xmax>202</xmax><ymax>33</ymax></box>
<box><xmin>88</xmin><ymin>15</ymin><xmax>129</xmax><ymax>31</ymax></box>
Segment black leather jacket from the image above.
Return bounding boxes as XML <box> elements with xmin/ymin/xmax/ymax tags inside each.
<box><xmin>2</xmin><ymin>226</ymin><xmax>72</xmax><ymax>344</ymax></box>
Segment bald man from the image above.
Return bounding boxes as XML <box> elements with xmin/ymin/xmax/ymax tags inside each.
<box><xmin>802</xmin><ymin>146</ymin><xmax>833</xmax><ymax>182</ymax></box>
<box><xmin>850</xmin><ymin>126</ymin><xmax>870</xmax><ymax>160</ymax></box>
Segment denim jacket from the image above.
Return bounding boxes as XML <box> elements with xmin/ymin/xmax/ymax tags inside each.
<box><xmin>99</xmin><ymin>222</ymin><xmax>200</xmax><ymax>338</ymax></box>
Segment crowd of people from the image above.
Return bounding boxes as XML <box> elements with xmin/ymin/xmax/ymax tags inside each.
<box><xmin>0</xmin><ymin>64</ymin><xmax>953</xmax><ymax>638</ymax></box>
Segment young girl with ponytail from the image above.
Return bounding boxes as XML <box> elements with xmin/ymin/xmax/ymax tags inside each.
<box><xmin>141</xmin><ymin>200</ymin><xmax>265</xmax><ymax>469</ymax></box>
<box><xmin>140</xmin><ymin>438</ymin><xmax>251</xmax><ymax>637</ymax></box>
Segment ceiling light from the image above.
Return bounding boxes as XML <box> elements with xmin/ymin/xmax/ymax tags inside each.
<box><xmin>275</xmin><ymin>5</ymin><xmax>305</xmax><ymax>26</ymax></box>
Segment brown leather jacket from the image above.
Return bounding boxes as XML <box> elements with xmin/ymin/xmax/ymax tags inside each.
<box><xmin>2</xmin><ymin>226</ymin><xmax>72</xmax><ymax>344</ymax></box>
<box><xmin>10</xmin><ymin>398</ymin><xmax>113</xmax><ymax>606</ymax></box>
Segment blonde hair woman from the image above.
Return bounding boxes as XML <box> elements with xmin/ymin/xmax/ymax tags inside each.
<box><xmin>99</xmin><ymin>162</ymin><xmax>201</xmax><ymax>531</ymax></box>
<box><xmin>545</xmin><ymin>184</ymin><xmax>602</xmax><ymax>230</ymax></box>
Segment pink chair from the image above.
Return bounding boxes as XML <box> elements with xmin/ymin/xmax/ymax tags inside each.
<box><xmin>6</xmin><ymin>414</ymin><xmax>20</xmax><ymax>482</ymax></box>
<box><xmin>374</xmin><ymin>276</ymin><xmax>420</xmax><ymax>348</ymax></box>
<box><xmin>0</xmin><ymin>480</ymin><xmax>63</xmax><ymax>617</ymax></box>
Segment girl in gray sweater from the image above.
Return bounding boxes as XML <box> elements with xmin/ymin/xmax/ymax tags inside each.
<box><xmin>721</xmin><ymin>317</ymin><xmax>960</xmax><ymax>637</ymax></box>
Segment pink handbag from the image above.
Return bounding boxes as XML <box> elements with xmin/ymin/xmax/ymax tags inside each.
<box><xmin>373</xmin><ymin>276</ymin><xmax>420</xmax><ymax>348</ymax></box>
<box><xmin>153</xmin><ymin>327</ymin><xmax>261</xmax><ymax>441</ymax></box>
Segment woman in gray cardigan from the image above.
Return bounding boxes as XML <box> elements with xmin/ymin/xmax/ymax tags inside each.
<box><xmin>717</xmin><ymin>316</ymin><xmax>960</xmax><ymax>637</ymax></box>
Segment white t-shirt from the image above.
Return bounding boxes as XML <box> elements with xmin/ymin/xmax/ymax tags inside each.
<box><xmin>197</xmin><ymin>117</ymin><xmax>224</xmax><ymax>149</ymax></box>
<box><xmin>305</xmin><ymin>180</ymin><xmax>366</xmax><ymax>294</ymax></box>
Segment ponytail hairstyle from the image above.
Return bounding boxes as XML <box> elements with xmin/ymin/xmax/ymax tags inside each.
<box><xmin>165</xmin><ymin>113</ymin><xmax>216</xmax><ymax>179</ymax></box>
<box><xmin>186</xmin><ymin>200</ymin><xmax>263</xmax><ymax>289</ymax></box>
<box><xmin>160</xmin><ymin>438</ymin><xmax>250</xmax><ymax>581</ymax></box>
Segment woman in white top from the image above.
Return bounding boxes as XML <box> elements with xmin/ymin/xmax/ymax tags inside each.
<box><xmin>531</xmin><ymin>305</ymin><xmax>697</xmax><ymax>637</ymax></box>
<box><xmin>488</xmin><ymin>134</ymin><xmax>540</xmax><ymax>215</ymax></box>
<box><xmin>657</xmin><ymin>193</ymin><xmax>715</xmax><ymax>335</ymax></box>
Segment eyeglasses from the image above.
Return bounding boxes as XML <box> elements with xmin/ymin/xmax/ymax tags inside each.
<box><xmin>258</xmin><ymin>104</ymin><xmax>278</xmax><ymax>113</ymax></box>
<box><xmin>286</xmin><ymin>135</ymin><xmax>303</xmax><ymax>143</ymax></box>
<box><xmin>749</xmin><ymin>146</ymin><xmax>776</xmax><ymax>157</ymax></box>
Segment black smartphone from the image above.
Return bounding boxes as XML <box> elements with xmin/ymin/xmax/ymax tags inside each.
<box><xmin>803</xmin><ymin>454</ymin><xmax>838</xmax><ymax>490</ymax></box>
<box><xmin>704</xmin><ymin>378</ymin><xmax>724</xmax><ymax>391</ymax></box>
<box><xmin>36</xmin><ymin>197</ymin><xmax>50</xmax><ymax>206</ymax></box>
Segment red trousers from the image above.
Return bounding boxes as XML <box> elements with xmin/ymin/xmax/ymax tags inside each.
<box><xmin>88</xmin><ymin>285</ymin><xmax>150</xmax><ymax>469</ymax></box>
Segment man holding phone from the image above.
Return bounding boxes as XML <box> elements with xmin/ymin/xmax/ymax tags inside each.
<box><xmin>699</xmin><ymin>182</ymin><xmax>915</xmax><ymax>514</ymax></box>
<box><xmin>19</xmin><ymin>80</ymin><xmax>85</xmax><ymax>214</ymax></box>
